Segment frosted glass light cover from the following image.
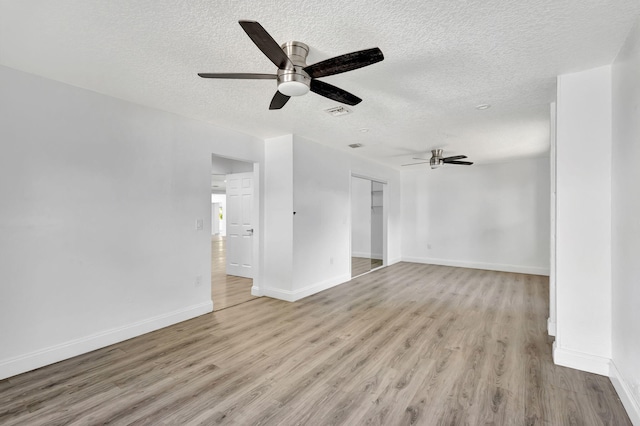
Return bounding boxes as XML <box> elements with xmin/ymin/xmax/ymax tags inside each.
<box><xmin>278</xmin><ymin>81</ymin><xmax>310</xmax><ymax>97</ymax></box>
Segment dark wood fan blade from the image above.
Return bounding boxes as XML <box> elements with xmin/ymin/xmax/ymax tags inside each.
<box><xmin>444</xmin><ymin>160</ymin><xmax>473</xmax><ymax>165</ymax></box>
<box><xmin>198</xmin><ymin>73</ymin><xmax>277</xmax><ymax>79</ymax></box>
<box><xmin>401</xmin><ymin>161</ymin><xmax>430</xmax><ymax>166</ymax></box>
<box><xmin>442</xmin><ymin>155</ymin><xmax>467</xmax><ymax>161</ymax></box>
<box><xmin>303</xmin><ymin>47</ymin><xmax>384</xmax><ymax>79</ymax></box>
<box><xmin>238</xmin><ymin>20</ymin><xmax>294</xmax><ymax>70</ymax></box>
<box><xmin>310</xmin><ymin>80</ymin><xmax>362</xmax><ymax>105</ymax></box>
<box><xmin>269</xmin><ymin>91</ymin><xmax>290</xmax><ymax>110</ymax></box>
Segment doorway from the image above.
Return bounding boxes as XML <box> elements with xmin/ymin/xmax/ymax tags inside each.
<box><xmin>211</xmin><ymin>155</ymin><xmax>258</xmax><ymax>310</ymax></box>
<box><xmin>351</xmin><ymin>175</ymin><xmax>386</xmax><ymax>277</ymax></box>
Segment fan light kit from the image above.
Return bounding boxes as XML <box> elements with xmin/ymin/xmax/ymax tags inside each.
<box><xmin>198</xmin><ymin>20</ymin><xmax>384</xmax><ymax>110</ymax></box>
<box><xmin>402</xmin><ymin>149</ymin><xmax>474</xmax><ymax>169</ymax></box>
<box><xmin>276</xmin><ymin>42</ymin><xmax>311</xmax><ymax>96</ymax></box>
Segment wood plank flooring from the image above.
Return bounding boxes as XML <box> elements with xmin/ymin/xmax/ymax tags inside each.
<box><xmin>211</xmin><ymin>236</ymin><xmax>256</xmax><ymax>311</ymax></box>
<box><xmin>0</xmin><ymin>263</ymin><xmax>631</xmax><ymax>425</ymax></box>
<box><xmin>351</xmin><ymin>256</ymin><xmax>384</xmax><ymax>277</ymax></box>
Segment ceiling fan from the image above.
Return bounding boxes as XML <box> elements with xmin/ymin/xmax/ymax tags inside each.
<box><xmin>198</xmin><ymin>20</ymin><xmax>384</xmax><ymax>110</ymax></box>
<box><xmin>402</xmin><ymin>149</ymin><xmax>474</xmax><ymax>169</ymax></box>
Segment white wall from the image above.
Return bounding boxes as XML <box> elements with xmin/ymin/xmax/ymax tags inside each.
<box><xmin>554</xmin><ymin>66</ymin><xmax>612</xmax><ymax>375</ymax></box>
<box><xmin>291</xmin><ymin>137</ymin><xmax>352</xmax><ymax>294</ymax></box>
<box><xmin>611</xmin><ymin>17</ymin><xmax>640</xmax><ymax>423</ymax></box>
<box><xmin>401</xmin><ymin>158</ymin><xmax>550</xmax><ymax>275</ymax></box>
<box><xmin>262</xmin><ymin>135</ymin><xmax>295</xmax><ymax>294</ymax></box>
<box><xmin>0</xmin><ymin>66</ymin><xmax>264</xmax><ymax>379</ymax></box>
<box><xmin>261</xmin><ymin>135</ymin><xmax>401</xmax><ymax>301</ymax></box>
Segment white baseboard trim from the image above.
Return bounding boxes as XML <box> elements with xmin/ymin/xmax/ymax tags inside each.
<box><xmin>552</xmin><ymin>342</ymin><xmax>611</xmax><ymax>376</ymax></box>
<box><xmin>351</xmin><ymin>252</ymin><xmax>383</xmax><ymax>260</ymax></box>
<box><xmin>402</xmin><ymin>256</ymin><xmax>550</xmax><ymax>276</ymax></box>
<box><xmin>351</xmin><ymin>251</ymin><xmax>370</xmax><ymax>258</ymax></box>
<box><xmin>263</xmin><ymin>274</ymin><xmax>352</xmax><ymax>302</ymax></box>
<box><xmin>261</xmin><ymin>287</ymin><xmax>297</xmax><ymax>302</ymax></box>
<box><xmin>251</xmin><ymin>285</ymin><xmax>262</xmax><ymax>297</ymax></box>
<box><xmin>610</xmin><ymin>360</ymin><xmax>640</xmax><ymax>426</ymax></box>
<box><xmin>0</xmin><ymin>301</ymin><xmax>213</xmax><ymax>380</ymax></box>
<box><xmin>547</xmin><ymin>318</ymin><xmax>556</xmax><ymax>336</ymax></box>
<box><xmin>387</xmin><ymin>257</ymin><xmax>402</xmax><ymax>265</ymax></box>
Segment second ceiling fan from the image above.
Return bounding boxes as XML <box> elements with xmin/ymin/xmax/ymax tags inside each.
<box><xmin>403</xmin><ymin>149</ymin><xmax>474</xmax><ymax>169</ymax></box>
<box><xmin>198</xmin><ymin>20</ymin><xmax>384</xmax><ymax>110</ymax></box>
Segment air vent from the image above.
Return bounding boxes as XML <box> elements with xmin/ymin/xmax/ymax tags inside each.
<box><xmin>348</xmin><ymin>143</ymin><xmax>363</xmax><ymax>149</ymax></box>
<box><xmin>324</xmin><ymin>106</ymin><xmax>352</xmax><ymax>116</ymax></box>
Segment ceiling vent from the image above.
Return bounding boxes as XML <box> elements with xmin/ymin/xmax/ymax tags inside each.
<box><xmin>324</xmin><ymin>106</ymin><xmax>352</xmax><ymax>116</ymax></box>
<box><xmin>348</xmin><ymin>143</ymin><xmax>363</xmax><ymax>149</ymax></box>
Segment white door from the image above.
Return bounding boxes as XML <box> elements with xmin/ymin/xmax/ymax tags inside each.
<box><xmin>225</xmin><ymin>172</ymin><xmax>253</xmax><ymax>278</ymax></box>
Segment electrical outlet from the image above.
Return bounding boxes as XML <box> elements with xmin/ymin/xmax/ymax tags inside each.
<box><xmin>195</xmin><ymin>219</ymin><xmax>203</xmax><ymax>230</ymax></box>
<box><xmin>195</xmin><ymin>275</ymin><xmax>203</xmax><ymax>287</ymax></box>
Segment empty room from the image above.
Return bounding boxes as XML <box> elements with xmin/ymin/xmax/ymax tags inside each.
<box><xmin>1</xmin><ymin>1</ymin><xmax>639</xmax><ymax>424</ymax></box>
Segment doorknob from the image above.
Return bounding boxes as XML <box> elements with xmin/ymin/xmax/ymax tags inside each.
<box><xmin>244</xmin><ymin>228</ymin><xmax>254</xmax><ymax>236</ymax></box>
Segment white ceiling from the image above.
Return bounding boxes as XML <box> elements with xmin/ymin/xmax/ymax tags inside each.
<box><xmin>2</xmin><ymin>0</ymin><xmax>639</xmax><ymax>168</ymax></box>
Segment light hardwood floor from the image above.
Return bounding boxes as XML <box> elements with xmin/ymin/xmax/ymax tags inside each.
<box><xmin>211</xmin><ymin>236</ymin><xmax>256</xmax><ymax>311</ymax></box>
<box><xmin>0</xmin><ymin>263</ymin><xmax>631</xmax><ymax>425</ymax></box>
<box><xmin>351</xmin><ymin>256</ymin><xmax>384</xmax><ymax>277</ymax></box>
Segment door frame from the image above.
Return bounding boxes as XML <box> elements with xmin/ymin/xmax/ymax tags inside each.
<box><xmin>210</xmin><ymin>154</ymin><xmax>262</xmax><ymax>297</ymax></box>
<box><xmin>349</xmin><ymin>172</ymin><xmax>388</xmax><ymax>277</ymax></box>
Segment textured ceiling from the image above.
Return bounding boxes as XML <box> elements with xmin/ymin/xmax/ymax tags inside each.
<box><xmin>2</xmin><ymin>0</ymin><xmax>639</xmax><ymax>167</ymax></box>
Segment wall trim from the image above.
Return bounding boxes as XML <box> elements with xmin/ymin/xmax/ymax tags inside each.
<box><xmin>351</xmin><ymin>251</ymin><xmax>383</xmax><ymax>260</ymax></box>
<box><xmin>352</xmin><ymin>251</ymin><xmax>370</xmax><ymax>258</ymax></box>
<box><xmin>263</xmin><ymin>273</ymin><xmax>352</xmax><ymax>302</ymax></box>
<box><xmin>547</xmin><ymin>318</ymin><xmax>557</xmax><ymax>336</ymax></box>
<box><xmin>262</xmin><ymin>287</ymin><xmax>298</xmax><ymax>302</ymax></box>
<box><xmin>402</xmin><ymin>256</ymin><xmax>550</xmax><ymax>276</ymax></box>
<box><xmin>610</xmin><ymin>360</ymin><xmax>640</xmax><ymax>425</ymax></box>
<box><xmin>251</xmin><ymin>285</ymin><xmax>263</xmax><ymax>297</ymax></box>
<box><xmin>552</xmin><ymin>341</ymin><xmax>611</xmax><ymax>376</ymax></box>
<box><xmin>0</xmin><ymin>301</ymin><xmax>213</xmax><ymax>380</ymax></box>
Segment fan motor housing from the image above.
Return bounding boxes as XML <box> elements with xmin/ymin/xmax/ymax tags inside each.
<box><xmin>277</xmin><ymin>41</ymin><xmax>311</xmax><ymax>96</ymax></box>
<box><xmin>430</xmin><ymin>149</ymin><xmax>443</xmax><ymax>169</ymax></box>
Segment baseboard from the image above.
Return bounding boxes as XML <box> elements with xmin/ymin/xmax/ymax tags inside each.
<box><xmin>251</xmin><ymin>285</ymin><xmax>262</xmax><ymax>297</ymax></box>
<box><xmin>610</xmin><ymin>360</ymin><xmax>640</xmax><ymax>425</ymax></box>
<box><xmin>263</xmin><ymin>274</ymin><xmax>352</xmax><ymax>302</ymax></box>
<box><xmin>402</xmin><ymin>256</ymin><xmax>550</xmax><ymax>276</ymax></box>
<box><xmin>293</xmin><ymin>274</ymin><xmax>352</xmax><ymax>301</ymax></box>
<box><xmin>552</xmin><ymin>342</ymin><xmax>611</xmax><ymax>376</ymax></box>
<box><xmin>547</xmin><ymin>318</ymin><xmax>556</xmax><ymax>336</ymax></box>
<box><xmin>351</xmin><ymin>251</ymin><xmax>369</xmax><ymax>258</ymax></box>
<box><xmin>0</xmin><ymin>301</ymin><xmax>213</xmax><ymax>380</ymax></box>
<box><xmin>387</xmin><ymin>257</ymin><xmax>402</xmax><ymax>265</ymax></box>
<box><xmin>262</xmin><ymin>287</ymin><xmax>297</xmax><ymax>302</ymax></box>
